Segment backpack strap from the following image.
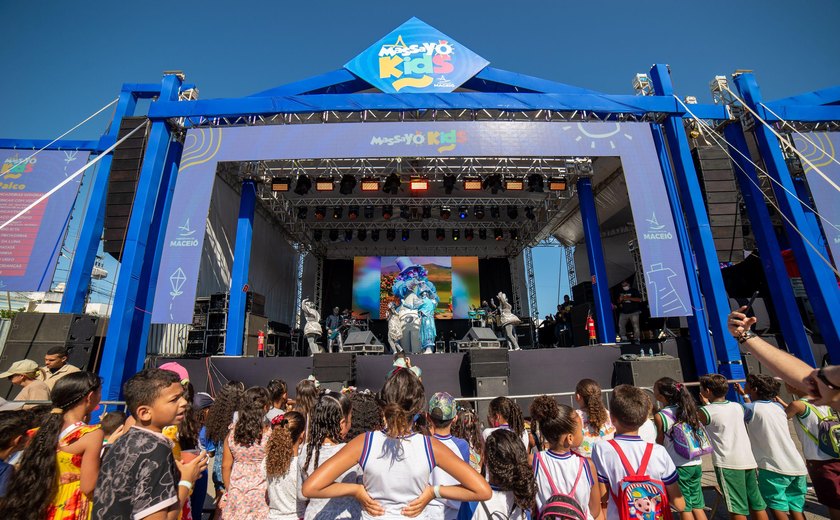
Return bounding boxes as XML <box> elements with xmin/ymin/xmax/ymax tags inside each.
<box><xmin>535</xmin><ymin>451</ymin><xmax>561</xmax><ymax>496</ymax></box>
<box><xmin>607</xmin><ymin>439</ymin><xmax>653</xmax><ymax>476</ymax></box>
<box><xmin>569</xmin><ymin>454</ymin><xmax>585</xmax><ymax>495</ymax></box>
<box><xmin>637</xmin><ymin>443</ymin><xmax>654</xmax><ymax>476</ymax></box>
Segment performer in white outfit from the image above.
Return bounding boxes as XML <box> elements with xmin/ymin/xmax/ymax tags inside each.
<box><xmin>497</xmin><ymin>292</ymin><xmax>521</xmax><ymax>350</ymax></box>
<box><xmin>386</xmin><ymin>302</ymin><xmax>403</xmax><ymax>353</ymax></box>
<box><xmin>301</xmin><ymin>298</ymin><xmax>323</xmax><ymax>355</ymax></box>
<box><xmin>399</xmin><ymin>292</ymin><xmax>423</xmax><ymax>354</ymax></box>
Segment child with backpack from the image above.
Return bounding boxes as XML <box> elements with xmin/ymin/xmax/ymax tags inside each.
<box><xmin>699</xmin><ymin>374</ymin><xmax>767</xmax><ymax>520</ymax></box>
<box><xmin>653</xmin><ymin>377</ymin><xmax>712</xmax><ymax>520</ymax></box>
<box><xmin>592</xmin><ymin>384</ymin><xmax>689</xmax><ymax>520</ymax></box>
<box><xmin>473</xmin><ymin>429</ymin><xmax>535</xmax><ymax>520</ymax></box>
<box><xmin>530</xmin><ymin>395</ymin><xmax>602</xmax><ymax>520</ymax></box>
<box><xmin>737</xmin><ymin>374</ymin><xmax>807</xmax><ymax>520</ymax></box>
<box><xmin>782</xmin><ymin>383</ymin><xmax>840</xmax><ymax>520</ymax></box>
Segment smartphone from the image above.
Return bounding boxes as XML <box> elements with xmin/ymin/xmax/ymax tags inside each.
<box><xmin>744</xmin><ymin>290</ymin><xmax>759</xmax><ymax>314</ymax></box>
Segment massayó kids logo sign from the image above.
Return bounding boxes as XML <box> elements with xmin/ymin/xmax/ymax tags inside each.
<box><xmin>370</xmin><ymin>129</ymin><xmax>467</xmax><ymax>153</ymax></box>
<box><xmin>344</xmin><ymin>17</ymin><xmax>489</xmax><ymax>94</ymax></box>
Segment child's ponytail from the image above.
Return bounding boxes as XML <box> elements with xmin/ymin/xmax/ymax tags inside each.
<box><xmin>379</xmin><ymin>368</ymin><xmax>425</xmax><ymax>439</ymax></box>
<box><xmin>266</xmin><ymin>411</ymin><xmax>305</xmax><ymax>477</ymax></box>
<box><xmin>655</xmin><ymin>377</ymin><xmax>702</xmax><ymax>433</ymax></box>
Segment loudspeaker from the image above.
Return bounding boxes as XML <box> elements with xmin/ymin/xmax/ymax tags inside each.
<box><xmin>572</xmin><ymin>281</ymin><xmax>594</xmax><ymax>304</ymax></box>
<box><xmin>313</xmin><ymin>353</ymin><xmax>356</xmax><ymax>383</ymax></box>
<box><xmin>8</xmin><ymin>313</ymin><xmax>99</xmax><ymax>344</ymax></box>
<box><xmin>244</xmin><ymin>314</ymin><xmax>269</xmax><ymax>357</ymax></box>
<box><xmin>475</xmin><ymin>376</ymin><xmax>509</xmax><ymax>424</ymax></box>
<box><xmin>570</xmin><ymin>305</ymin><xmax>591</xmax><ymax>346</ymax></box>
<box><xmin>613</xmin><ymin>356</ymin><xmax>683</xmax><ymax>388</ymax></box>
<box><xmin>469</xmin><ymin>349</ymin><xmax>509</xmax><ymax>378</ymax></box>
<box><xmin>344</xmin><ymin>331</ymin><xmax>381</xmax><ymax>346</ymax></box>
<box><xmin>0</xmin><ymin>340</ymin><xmax>100</xmax><ymax>399</ymax></box>
<box><xmin>464</xmin><ymin>327</ymin><xmax>497</xmax><ymax>341</ymax></box>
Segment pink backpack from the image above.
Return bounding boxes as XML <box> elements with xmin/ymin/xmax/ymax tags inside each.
<box><xmin>534</xmin><ymin>451</ymin><xmax>587</xmax><ymax>520</ymax></box>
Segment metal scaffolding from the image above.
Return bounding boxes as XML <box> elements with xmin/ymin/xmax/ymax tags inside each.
<box><xmin>524</xmin><ymin>247</ymin><xmax>538</xmax><ymax>318</ymax></box>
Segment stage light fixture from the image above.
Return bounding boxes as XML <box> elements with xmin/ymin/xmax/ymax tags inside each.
<box><xmin>400</xmin><ymin>205</ymin><xmax>409</xmax><ymax>219</ymax></box>
<box><xmin>443</xmin><ymin>174</ymin><xmax>457</xmax><ymax>194</ymax></box>
<box><xmin>371</xmin><ymin>229</ymin><xmax>380</xmax><ymax>242</ymax></box>
<box><xmin>314</xmin><ymin>206</ymin><xmax>326</xmax><ymax>220</ymax></box>
<box><xmin>465</xmin><ymin>229</ymin><xmax>474</xmax><ymax>241</ymax></box>
<box><xmin>402</xmin><ymin>229</ymin><xmax>410</xmax><ymax>241</ymax></box>
<box><xmin>494</xmin><ymin>229</ymin><xmax>504</xmax><ymax>241</ymax></box>
<box><xmin>479</xmin><ymin>229</ymin><xmax>487</xmax><ymax>240</ymax></box>
<box><xmin>294</xmin><ymin>174</ymin><xmax>312</xmax><ymax>195</ymax></box>
<box><xmin>364</xmin><ymin>205</ymin><xmax>375</xmax><ymax>219</ymax></box>
<box><xmin>463</xmin><ymin>177</ymin><xmax>482</xmax><ymax>191</ymax></box>
<box><xmin>511</xmin><ymin>229</ymin><xmax>520</xmax><ymax>240</ymax></box>
<box><xmin>382</xmin><ymin>205</ymin><xmax>393</xmax><ymax>220</ymax></box>
<box><xmin>507</xmin><ymin>206</ymin><xmax>518</xmax><ymax>220</ymax></box>
<box><xmin>316</xmin><ymin>177</ymin><xmax>334</xmax><ymax>191</ymax></box>
<box><xmin>297</xmin><ymin>207</ymin><xmax>308</xmax><ymax>219</ymax></box>
<box><xmin>361</xmin><ymin>177</ymin><xmax>379</xmax><ymax>191</ymax></box>
<box><xmin>333</xmin><ymin>207</ymin><xmax>343</xmax><ymax>220</ymax></box>
<box><xmin>527</xmin><ymin>174</ymin><xmax>544</xmax><ymax>193</ymax></box>
<box><xmin>422</xmin><ymin>206</ymin><xmax>432</xmax><ymax>219</ymax></box>
<box><xmin>421</xmin><ymin>229</ymin><xmax>429</xmax><ymax>241</ymax></box>
<box><xmin>386</xmin><ymin>229</ymin><xmax>396</xmax><ymax>242</ymax></box>
<box><xmin>490</xmin><ymin>206</ymin><xmax>500</xmax><ymax>219</ymax></box>
<box><xmin>339</xmin><ymin>175</ymin><xmax>357</xmax><ymax>195</ymax></box>
<box><xmin>452</xmin><ymin>229</ymin><xmax>460</xmax><ymax>241</ymax></box>
<box><xmin>436</xmin><ymin>228</ymin><xmax>445</xmax><ymax>241</ymax></box>
<box><xmin>548</xmin><ymin>176</ymin><xmax>568</xmax><ymax>191</ymax></box>
<box><xmin>348</xmin><ymin>205</ymin><xmax>359</xmax><ymax>220</ymax></box>
<box><xmin>440</xmin><ymin>206</ymin><xmax>451</xmax><ymax>220</ymax></box>
<box><xmin>505</xmin><ymin>177</ymin><xmax>524</xmax><ymax>191</ymax></box>
<box><xmin>410</xmin><ymin>177</ymin><xmax>429</xmax><ymax>191</ymax></box>
<box><xmin>483</xmin><ymin>174</ymin><xmax>504</xmax><ymax>194</ymax></box>
<box><xmin>271</xmin><ymin>177</ymin><xmax>291</xmax><ymax>192</ymax></box>
<box><xmin>383</xmin><ymin>173</ymin><xmax>401</xmax><ymax>195</ymax></box>
<box><xmin>344</xmin><ymin>230</ymin><xmax>353</xmax><ymax>242</ymax></box>
<box><xmin>313</xmin><ymin>229</ymin><xmax>323</xmax><ymax>241</ymax></box>
<box><xmin>474</xmin><ymin>205</ymin><xmax>485</xmax><ymax>219</ymax></box>
<box><xmin>458</xmin><ymin>206</ymin><xmax>468</xmax><ymax>219</ymax></box>
<box><xmin>357</xmin><ymin>229</ymin><xmax>367</xmax><ymax>241</ymax></box>
<box><xmin>525</xmin><ymin>206</ymin><xmax>535</xmax><ymax>220</ymax></box>
<box><xmin>329</xmin><ymin>229</ymin><xmax>339</xmax><ymax>242</ymax></box>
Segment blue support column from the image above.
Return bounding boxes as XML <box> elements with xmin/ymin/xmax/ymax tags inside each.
<box><xmin>99</xmin><ymin>74</ymin><xmax>182</xmax><ymax>400</ymax></box>
<box><xmin>649</xmin><ymin>64</ymin><xmax>744</xmax><ymax>382</ymax></box>
<box><xmin>733</xmin><ymin>73</ymin><xmax>840</xmax><ymax>358</ymax></box>
<box><xmin>577</xmin><ymin>177</ymin><xmax>616</xmax><ymax>343</ymax></box>
<box><xmin>225</xmin><ymin>180</ymin><xmax>256</xmax><ymax>356</ymax></box>
<box><xmin>723</xmin><ymin>124</ymin><xmax>815</xmax><ymax>366</ymax></box>
<box><xmin>60</xmin><ymin>89</ymin><xmax>137</xmax><ymax>313</ymax></box>
<box><xmin>651</xmin><ymin>125</ymin><xmax>717</xmax><ymax>376</ymax></box>
<box><xmin>128</xmin><ymin>140</ymin><xmax>184</xmax><ymax>373</ymax></box>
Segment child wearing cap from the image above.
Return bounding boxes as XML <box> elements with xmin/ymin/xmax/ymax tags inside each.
<box><xmin>0</xmin><ymin>359</ymin><xmax>51</xmax><ymax>406</ymax></box>
<box><xmin>427</xmin><ymin>391</ymin><xmax>472</xmax><ymax>520</ymax></box>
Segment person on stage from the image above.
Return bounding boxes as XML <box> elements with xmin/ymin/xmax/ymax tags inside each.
<box><xmin>497</xmin><ymin>292</ymin><xmax>521</xmax><ymax>350</ymax></box>
<box><xmin>391</xmin><ymin>257</ymin><xmax>438</xmax><ymax>303</ymax></box>
<box><xmin>301</xmin><ymin>298</ymin><xmax>323</xmax><ymax>355</ymax></box>
<box><xmin>386</xmin><ymin>302</ymin><xmax>403</xmax><ymax>353</ymax></box>
<box><xmin>616</xmin><ymin>280</ymin><xmax>643</xmax><ymax>344</ymax></box>
<box><xmin>325</xmin><ymin>307</ymin><xmax>342</xmax><ymax>353</ymax></box>
<box><xmin>418</xmin><ymin>290</ymin><xmax>438</xmax><ymax>354</ymax></box>
<box><xmin>399</xmin><ymin>291</ymin><xmax>423</xmax><ymax>354</ymax></box>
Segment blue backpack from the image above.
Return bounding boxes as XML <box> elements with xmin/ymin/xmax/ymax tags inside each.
<box><xmin>660</xmin><ymin>408</ymin><xmax>713</xmax><ymax>460</ymax></box>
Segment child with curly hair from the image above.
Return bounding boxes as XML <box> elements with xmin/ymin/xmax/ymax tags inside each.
<box><xmin>474</xmin><ymin>428</ymin><xmax>536</xmax><ymax>519</ymax></box>
<box><xmin>266</xmin><ymin>411</ymin><xmax>306</xmax><ymax>520</ymax></box>
<box><xmin>483</xmin><ymin>396</ymin><xmax>529</xmax><ymax>450</ymax></box>
<box><xmin>574</xmin><ymin>379</ymin><xmax>615</xmax><ymax>458</ymax></box>
<box><xmin>451</xmin><ymin>405</ymin><xmax>483</xmax><ymax>472</ymax></box>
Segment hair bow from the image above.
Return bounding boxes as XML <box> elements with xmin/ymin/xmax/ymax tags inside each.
<box><xmin>307</xmin><ymin>375</ymin><xmax>320</xmax><ymax>388</ymax></box>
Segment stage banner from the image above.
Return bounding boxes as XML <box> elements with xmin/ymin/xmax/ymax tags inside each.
<box><xmin>793</xmin><ymin>132</ymin><xmax>840</xmax><ymax>267</ymax></box>
<box><xmin>344</xmin><ymin>17</ymin><xmax>489</xmax><ymax>94</ymax></box>
<box><xmin>0</xmin><ymin>150</ymin><xmax>89</xmax><ymax>291</ymax></box>
<box><xmin>153</xmin><ymin>122</ymin><xmax>691</xmax><ymax>323</ymax></box>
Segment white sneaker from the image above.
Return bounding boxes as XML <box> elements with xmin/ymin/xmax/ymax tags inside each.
<box><xmin>423</xmin><ymin>348</ymin><xmax>433</xmax><ymax>354</ymax></box>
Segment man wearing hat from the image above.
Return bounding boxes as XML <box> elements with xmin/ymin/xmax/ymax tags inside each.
<box><xmin>392</xmin><ymin>257</ymin><xmax>437</xmax><ymax>354</ymax></box>
<box><xmin>427</xmin><ymin>392</ymin><xmax>470</xmax><ymax>520</ymax></box>
<box><xmin>1</xmin><ymin>359</ymin><xmax>51</xmax><ymax>405</ymax></box>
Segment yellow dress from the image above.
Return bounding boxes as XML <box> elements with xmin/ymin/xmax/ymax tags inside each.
<box><xmin>47</xmin><ymin>422</ymin><xmax>100</xmax><ymax>520</ymax></box>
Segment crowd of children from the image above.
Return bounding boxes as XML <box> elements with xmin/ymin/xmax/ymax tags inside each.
<box><xmin>0</xmin><ymin>354</ymin><xmax>836</xmax><ymax>520</ymax></box>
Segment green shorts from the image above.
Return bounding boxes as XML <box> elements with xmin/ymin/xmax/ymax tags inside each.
<box><xmin>676</xmin><ymin>465</ymin><xmax>705</xmax><ymax>510</ymax></box>
<box><xmin>714</xmin><ymin>467</ymin><xmax>767</xmax><ymax>516</ymax></box>
<box><xmin>757</xmin><ymin>469</ymin><xmax>807</xmax><ymax>513</ymax></box>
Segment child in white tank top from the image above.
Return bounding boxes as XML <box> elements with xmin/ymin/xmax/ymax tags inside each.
<box><xmin>301</xmin><ymin>369</ymin><xmax>491</xmax><ymax>520</ymax></box>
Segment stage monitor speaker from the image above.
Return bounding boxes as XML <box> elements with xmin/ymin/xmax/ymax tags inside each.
<box><xmin>570</xmin><ymin>305</ymin><xmax>591</xmax><ymax>346</ymax></box>
<box><xmin>464</xmin><ymin>327</ymin><xmax>497</xmax><ymax>342</ymax></box>
<box><xmin>344</xmin><ymin>331</ymin><xmax>381</xmax><ymax>346</ymax></box>
<box><xmin>475</xmin><ymin>376</ymin><xmax>509</xmax><ymax>425</ymax></box>
<box><xmin>244</xmin><ymin>314</ymin><xmax>269</xmax><ymax>357</ymax></box>
<box><xmin>469</xmin><ymin>349</ymin><xmax>509</xmax><ymax>378</ymax></box>
<box><xmin>613</xmin><ymin>356</ymin><xmax>683</xmax><ymax>388</ymax></box>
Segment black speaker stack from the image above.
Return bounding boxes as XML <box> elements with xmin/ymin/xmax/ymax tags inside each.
<box><xmin>0</xmin><ymin>313</ymin><xmax>103</xmax><ymax>399</ymax></box>
<box><xmin>468</xmin><ymin>349</ymin><xmax>510</xmax><ymax>424</ymax></box>
<box><xmin>313</xmin><ymin>353</ymin><xmax>356</xmax><ymax>390</ymax></box>
<box><xmin>613</xmin><ymin>355</ymin><xmax>683</xmax><ymax>388</ymax></box>
<box><xmin>186</xmin><ymin>292</ymin><xmax>268</xmax><ymax>356</ymax></box>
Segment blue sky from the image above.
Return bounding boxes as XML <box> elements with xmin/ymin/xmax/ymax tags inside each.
<box><xmin>1</xmin><ymin>0</ymin><xmax>838</xmax><ymax>314</ymax></box>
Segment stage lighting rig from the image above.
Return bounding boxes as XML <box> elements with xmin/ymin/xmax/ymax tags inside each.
<box><xmin>332</xmin><ymin>207</ymin><xmax>343</xmax><ymax>219</ymax></box>
<box><xmin>294</xmin><ymin>174</ymin><xmax>312</xmax><ymax>195</ymax></box>
<box><xmin>483</xmin><ymin>174</ymin><xmax>504</xmax><ymax>194</ymax></box>
<box><xmin>436</xmin><ymin>228</ymin><xmax>445</xmax><ymax>241</ymax></box>
<box><xmin>364</xmin><ymin>205</ymin><xmax>375</xmax><ymax>219</ymax></box>
<box><xmin>463</xmin><ymin>177</ymin><xmax>482</xmax><ymax>190</ymax></box>
<box><xmin>383</xmin><ymin>173</ymin><xmax>401</xmax><ymax>195</ymax></box>
<box><xmin>490</xmin><ymin>206</ymin><xmax>500</xmax><ymax>219</ymax></box>
<box><xmin>465</xmin><ymin>229</ymin><xmax>474</xmax><ymax>241</ymax></box>
<box><xmin>297</xmin><ymin>207</ymin><xmax>308</xmax><ymax>219</ymax></box>
<box><xmin>348</xmin><ymin>205</ymin><xmax>359</xmax><ymax>220</ymax></box>
<box><xmin>452</xmin><ymin>229</ymin><xmax>460</xmax><ymax>241</ymax></box>
<box><xmin>316</xmin><ymin>177</ymin><xmax>334</xmax><ymax>191</ymax></box>
<box><xmin>458</xmin><ymin>206</ymin><xmax>468</xmax><ymax>219</ymax></box>
<box><xmin>440</xmin><ymin>206</ymin><xmax>451</xmax><ymax>220</ymax></box>
<box><xmin>474</xmin><ymin>205</ymin><xmax>485</xmax><ymax>219</ymax></box>
<box><xmin>329</xmin><ymin>229</ymin><xmax>339</xmax><ymax>241</ymax></box>
<box><xmin>387</xmin><ymin>229</ymin><xmax>396</xmax><ymax>241</ymax></box>
<box><xmin>339</xmin><ymin>175</ymin><xmax>357</xmax><ymax>195</ymax></box>
<box><xmin>271</xmin><ymin>177</ymin><xmax>291</xmax><ymax>192</ymax></box>
<box><xmin>410</xmin><ymin>177</ymin><xmax>429</xmax><ymax>191</ymax></box>
<box><xmin>505</xmin><ymin>177</ymin><xmax>524</xmax><ymax>191</ymax></box>
<box><xmin>382</xmin><ymin>205</ymin><xmax>393</xmax><ymax>220</ymax></box>
<box><xmin>548</xmin><ymin>176</ymin><xmax>568</xmax><ymax>191</ymax></box>
<box><xmin>402</xmin><ymin>229</ymin><xmax>410</xmax><ymax>241</ymax></box>
<box><xmin>358</xmin><ymin>229</ymin><xmax>367</xmax><ymax>241</ymax></box>
<box><xmin>314</xmin><ymin>206</ymin><xmax>326</xmax><ymax>220</ymax></box>
<box><xmin>361</xmin><ymin>177</ymin><xmax>379</xmax><ymax>191</ymax></box>
<box><xmin>507</xmin><ymin>206</ymin><xmax>518</xmax><ymax>220</ymax></box>
<box><xmin>371</xmin><ymin>229</ymin><xmax>380</xmax><ymax>242</ymax></box>
<box><xmin>442</xmin><ymin>174</ymin><xmax>457</xmax><ymax>194</ymax></box>
<box><xmin>527</xmin><ymin>174</ymin><xmax>544</xmax><ymax>193</ymax></box>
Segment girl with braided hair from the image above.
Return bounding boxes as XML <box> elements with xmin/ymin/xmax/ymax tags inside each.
<box><xmin>302</xmin><ymin>367</ymin><xmax>490</xmax><ymax>519</ymax></box>
<box><xmin>0</xmin><ymin>371</ymin><xmax>103</xmax><ymax>520</ymax></box>
<box><xmin>266</xmin><ymin>411</ymin><xmax>306</xmax><ymax>520</ymax></box>
<box><xmin>483</xmin><ymin>396</ymin><xmax>529</xmax><ymax>451</ymax></box>
<box><xmin>574</xmin><ymin>379</ymin><xmax>615</xmax><ymax>458</ymax></box>
<box><xmin>297</xmin><ymin>391</ymin><xmax>359</xmax><ymax>520</ymax></box>
<box><xmin>451</xmin><ymin>405</ymin><xmax>484</xmax><ymax>472</ymax></box>
<box><xmin>530</xmin><ymin>395</ymin><xmax>602</xmax><ymax>520</ymax></box>
<box><xmin>473</xmin><ymin>428</ymin><xmax>535</xmax><ymax>519</ymax></box>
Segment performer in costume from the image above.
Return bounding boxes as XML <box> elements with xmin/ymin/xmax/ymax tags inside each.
<box><xmin>325</xmin><ymin>306</ymin><xmax>342</xmax><ymax>353</ymax></box>
<box><xmin>391</xmin><ymin>257</ymin><xmax>438</xmax><ymax>354</ymax></box>
<box><xmin>399</xmin><ymin>291</ymin><xmax>423</xmax><ymax>354</ymax></box>
<box><xmin>301</xmin><ymin>298</ymin><xmax>323</xmax><ymax>355</ymax></box>
<box><xmin>386</xmin><ymin>301</ymin><xmax>403</xmax><ymax>353</ymax></box>
<box><xmin>497</xmin><ymin>291</ymin><xmax>521</xmax><ymax>350</ymax></box>
<box><xmin>418</xmin><ymin>290</ymin><xmax>438</xmax><ymax>354</ymax></box>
